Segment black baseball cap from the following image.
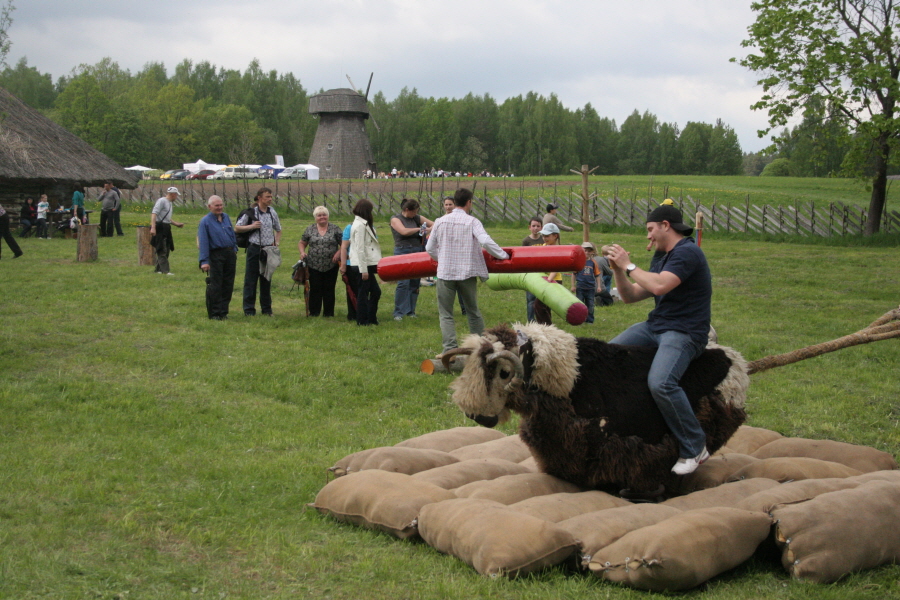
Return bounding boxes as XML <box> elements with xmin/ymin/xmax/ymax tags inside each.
<box><xmin>647</xmin><ymin>205</ymin><xmax>693</xmax><ymax>236</ymax></box>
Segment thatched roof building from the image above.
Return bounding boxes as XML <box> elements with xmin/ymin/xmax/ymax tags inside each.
<box><xmin>0</xmin><ymin>87</ymin><xmax>139</xmax><ymax>209</ymax></box>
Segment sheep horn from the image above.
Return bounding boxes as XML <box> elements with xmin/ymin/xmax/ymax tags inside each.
<box><xmin>441</xmin><ymin>347</ymin><xmax>474</xmax><ymax>371</ymax></box>
<box><xmin>486</xmin><ymin>350</ymin><xmax>525</xmax><ymax>382</ymax></box>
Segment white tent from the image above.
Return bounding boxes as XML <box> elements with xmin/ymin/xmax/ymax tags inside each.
<box><xmin>124</xmin><ymin>165</ymin><xmax>154</xmax><ymax>171</ymax></box>
<box><xmin>182</xmin><ymin>159</ymin><xmax>224</xmax><ymax>173</ymax></box>
<box><xmin>292</xmin><ymin>163</ymin><xmax>320</xmax><ymax>180</ymax></box>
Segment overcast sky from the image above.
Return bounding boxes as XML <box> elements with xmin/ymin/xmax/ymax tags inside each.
<box><xmin>7</xmin><ymin>0</ymin><xmax>775</xmax><ymax>152</ymax></box>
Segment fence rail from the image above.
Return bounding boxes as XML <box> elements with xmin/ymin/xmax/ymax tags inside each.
<box><xmin>97</xmin><ymin>179</ymin><xmax>900</xmax><ymax>236</ymax></box>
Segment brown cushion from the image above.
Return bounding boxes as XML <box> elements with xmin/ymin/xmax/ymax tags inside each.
<box><xmin>662</xmin><ymin>478</ymin><xmax>781</xmax><ymax>511</ymax></box>
<box><xmin>507</xmin><ymin>491</ymin><xmax>632</xmax><ymax>523</ymax></box>
<box><xmin>395</xmin><ymin>426</ymin><xmax>507</xmax><ymax>452</ymax></box>
<box><xmin>725</xmin><ymin>425</ymin><xmax>783</xmax><ymax>455</ymax></box>
<box><xmin>518</xmin><ymin>456</ymin><xmax>540</xmax><ymax>472</ymax></box>
<box><xmin>728</xmin><ymin>457</ymin><xmax>862</xmax><ymax>483</ymax></box>
<box><xmin>411</xmin><ymin>458</ymin><xmax>533</xmax><ymax>490</ymax></box>
<box><xmin>667</xmin><ymin>453</ymin><xmax>761</xmax><ymax>494</ymax></box>
<box><xmin>454</xmin><ymin>472</ymin><xmax>582</xmax><ymax>504</ymax></box>
<box><xmin>558</xmin><ymin>504</ymin><xmax>682</xmax><ymax>561</ymax></box>
<box><xmin>418</xmin><ymin>497</ymin><xmax>580</xmax><ymax>577</ymax></box>
<box><xmin>772</xmin><ymin>480</ymin><xmax>900</xmax><ymax>582</ymax></box>
<box><xmin>448</xmin><ymin>434</ymin><xmax>533</xmax><ymax>463</ymax></box>
<box><xmin>313</xmin><ymin>470</ymin><xmax>456</xmax><ymax>539</ymax></box>
<box><xmin>589</xmin><ymin>507</ymin><xmax>773</xmax><ymax>591</ymax></box>
<box><xmin>848</xmin><ymin>469</ymin><xmax>900</xmax><ymax>484</ymax></box>
<box><xmin>751</xmin><ymin>437</ymin><xmax>899</xmax><ymax>473</ymax></box>
<box><xmin>328</xmin><ymin>446</ymin><xmax>459</xmax><ymax>477</ymax></box>
<box><xmin>736</xmin><ymin>478</ymin><xmax>861</xmax><ymax>514</ymax></box>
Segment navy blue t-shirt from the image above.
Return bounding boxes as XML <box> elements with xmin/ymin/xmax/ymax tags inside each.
<box><xmin>646</xmin><ymin>237</ymin><xmax>711</xmax><ymax>344</ymax></box>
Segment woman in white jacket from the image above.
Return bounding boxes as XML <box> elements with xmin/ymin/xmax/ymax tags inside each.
<box><xmin>349</xmin><ymin>199</ymin><xmax>382</xmax><ymax>325</ymax></box>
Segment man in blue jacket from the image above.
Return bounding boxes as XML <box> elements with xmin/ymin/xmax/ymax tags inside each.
<box><xmin>198</xmin><ymin>195</ymin><xmax>238</xmax><ymax>320</ymax></box>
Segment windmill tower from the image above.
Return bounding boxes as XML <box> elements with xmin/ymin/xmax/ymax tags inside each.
<box><xmin>307</xmin><ymin>74</ymin><xmax>377</xmax><ymax>179</ymax></box>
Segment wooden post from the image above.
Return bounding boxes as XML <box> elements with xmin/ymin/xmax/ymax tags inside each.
<box><xmin>568</xmin><ymin>163</ymin><xmax>599</xmax><ymax>243</ymax></box>
<box><xmin>136</xmin><ymin>225</ymin><xmax>155</xmax><ymax>266</ymax></box>
<box><xmin>77</xmin><ymin>224</ymin><xmax>99</xmax><ymax>262</ymax></box>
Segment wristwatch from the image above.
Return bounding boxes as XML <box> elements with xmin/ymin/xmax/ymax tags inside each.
<box><xmin>625</xmin><ymin>263</ymin><xmax>637</xmax><ymax>276</ymax></box>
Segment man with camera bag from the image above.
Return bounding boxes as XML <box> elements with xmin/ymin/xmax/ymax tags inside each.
<box><xmin>150</xmin><ymin>186</ymin><xmax>185</xmax><ymax>275</ymax></box>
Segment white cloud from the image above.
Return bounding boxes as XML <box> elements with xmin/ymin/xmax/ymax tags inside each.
<box><xmin>7</xmin><ymin>0</ymin><xmax>775</xmax><ymax>151</ymax></box>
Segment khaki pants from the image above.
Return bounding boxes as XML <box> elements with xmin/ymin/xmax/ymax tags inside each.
<box><xmin>436</xmin><ymin>277</ymin><xmax>483</xmax><ymax>353</ymax></box>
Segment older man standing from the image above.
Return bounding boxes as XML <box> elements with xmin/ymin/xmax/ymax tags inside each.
<box><xmin>198</xmin><ymin>195</ymin><xmax>238</xmax><ymax>320</ymax></box>
<box><xmin>98</xmin><ymin>181</ymin><xmax>120</xmax><ymax>237</ymax></box>
<box><xmin>425</xmin><ymin>188</ymin><xmax>508</xmax><ymax>356</ymax></box>
<box><xmin>150</xmin><ymin>186</ymin><xmax>185</xmax><ymax>275</ymax></box>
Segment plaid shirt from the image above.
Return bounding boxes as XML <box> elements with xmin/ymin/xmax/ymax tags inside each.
<box><xmin>426</xmin><ymin>208</ymin><xmax>508</xmax><ymax>280</ymax></box>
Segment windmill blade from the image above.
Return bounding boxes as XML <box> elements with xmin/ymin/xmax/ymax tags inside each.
<box><xmin>370</xmin><ymin>114</ymin><xmax>381</xmax><ymax>132</ymax></box>
<box><xmin>346</xmin><ymin>74</ymin><xmax>359</xmax><ymax>93</ymax></box>
<box><xmin>365</xmin><ymin>72</ymin><xmax>373</xmax><ymax>100</ymax></box>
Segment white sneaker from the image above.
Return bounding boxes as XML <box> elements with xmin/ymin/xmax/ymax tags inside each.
<box><xmin>166</xmin><ymin>272</ymin><xmax>174</xmax><ymax>276</ymax></box>
<box><xmin>671</xmin><ymin>447</ymin><xmax>710</xmax><ymax>475</ymax></box>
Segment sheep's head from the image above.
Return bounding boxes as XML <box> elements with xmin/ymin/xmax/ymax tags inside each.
<box><xmin>448</xmin><ymin>323</ymin><xmax>581</xmax><ymax>428</ymax></box>
<box><xmin>448</xmin><ymin>325</ymin><xmax>524</xmax><ymax>428</ymax></box>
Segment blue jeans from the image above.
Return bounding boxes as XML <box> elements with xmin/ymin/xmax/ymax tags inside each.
<box><xmin>575</xmin><ymin>287</ymin><xmax>595</xmax><ymax>323</ymax></box>
<box><xmin>525</xmin><ymin>291</ymin><xmax>536</xmax><ymax>322</ymax></box>
<box><xmin>393</xmin><ymin>245</ymin><xmax>423</xmax><ymax>318</ymax></box>
<box><xmin>610</xmin><ymin>322</ymin><xmax>707</xmax><ymax>458</ymax></box>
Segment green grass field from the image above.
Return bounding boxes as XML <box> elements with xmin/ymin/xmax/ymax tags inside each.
<box><xmin>2</xmin><ymin>211</ymin><xmax>899</xmax><ymax>599</ymax></box>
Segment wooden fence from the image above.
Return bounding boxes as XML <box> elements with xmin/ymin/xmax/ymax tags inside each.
<box><xmin>103</xmin><ymin>179</ymin><xmax>900</xmax><ymax>237</ymax></box>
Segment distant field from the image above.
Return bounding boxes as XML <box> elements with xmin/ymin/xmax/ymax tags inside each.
<box><xmin>126</xmin><ymin>174</ymin><xmax>895</xmax><ymax>212</ymax></box>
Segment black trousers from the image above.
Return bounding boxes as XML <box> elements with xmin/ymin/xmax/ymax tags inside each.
<box><xmin>100</xmin><ymin>210</ymin><xmax>115</xmax><ymax>237</ymax></box>
<box><xmin>242</xmin><ymin>244</ymin><xmax>272</xmax><ymax>315</ymax></box>
<box><xmin>345</xmin><ymin>267</ymin><xmax>359</xmax><ymax>320</ymax></box>
<box><xmin>113</xmin><ymin>206</ymin><xmax>124</xmax><ymax>235</ymax></box>
<box><xmin>356</xmin><ymin>265</ymin><xmax>381</xmax><ymax>325</ymax></box>
<box><xmin>206</xmin><ymin>247</ymin><xmax>237</xmax><ymax>318</ymax></box>
<box><xmin>0</xmin><ymin>213</ymin><xmax>23</xmax><ymax>258</ymax></box>
<box><xmin>307</xmin><ymin>265</ymin><xmax>339</xmax><ymax>317</ymax></box>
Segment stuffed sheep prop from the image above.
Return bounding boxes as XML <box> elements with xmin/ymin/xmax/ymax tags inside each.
<box><xmin>446</xmin><ymin>323</ymin><xmax>749</xmax><ymax>498</ymax></box>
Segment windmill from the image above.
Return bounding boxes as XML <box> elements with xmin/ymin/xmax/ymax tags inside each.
<box><xmin>307</xmin><ymin>73</ymin><xmax>377</xmax><ymax>179</ymax></box>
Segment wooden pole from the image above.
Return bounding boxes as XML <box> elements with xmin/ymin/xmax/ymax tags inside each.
<box><xmin>569</xmin><ymin>163</ymin><xmax>599</xmax><ymax>243</ymax></box>
<box><xmin>77</xmin><ymin>224</ymin><xmax>99</xmax><ymax>262</ymax></box>
<box><xmin>136</xmin><ymin>225</ymin><xmax>155</xmax><ymax>266</ymax></box>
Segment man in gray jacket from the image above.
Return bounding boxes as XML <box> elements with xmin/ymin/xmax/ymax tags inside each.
<box><xmin>98</xmin><ymin>181</ymin><xmax>120</xmax><ymax>238</ymax></box>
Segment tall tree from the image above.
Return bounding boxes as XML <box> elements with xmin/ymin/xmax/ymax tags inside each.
<box><xmin>0</xmin><ymin>57</ymin><xmax>57</xmax><ymax>109</ymax></box>
<box><xmin>737</xmin><ymin>0</ymin><xmax>900</xmax><ymax>234</ymax></box>
<box><xmin>0</xmin><ymin>0</ymin><xmax>13</xmax><ymax>68</ymax></box>
<box><xmin>707</xmin><ymin>119</ymin><xmax>744</xmax><ymax>175</ymax></box>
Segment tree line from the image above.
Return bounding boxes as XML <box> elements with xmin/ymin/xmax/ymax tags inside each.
<box><xmin>2</xmin><ymin>56</ymin><xmax>747</xmax><ymax>176</ymax></box>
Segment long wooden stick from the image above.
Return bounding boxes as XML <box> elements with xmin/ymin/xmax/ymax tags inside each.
<box><xmin>747</xmin><ymin>307</ymin><xmax>900</xmax><ymax>375</ymax></box>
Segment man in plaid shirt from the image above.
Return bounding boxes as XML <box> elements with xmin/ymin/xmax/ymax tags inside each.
<box><xmin>426</xmin><ymin>188</ymin><xmax>509</xmax><ymax>355</ymax></box>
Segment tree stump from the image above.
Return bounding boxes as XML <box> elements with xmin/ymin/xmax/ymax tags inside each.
<box><xmin>77</xmin><ymin>224</ymin><xmax>99</xmax><ymax>262</ymax></box>
<box><xmin>136</xmin><ymin>225</ymin><xmax>155</xmax><ymax>266</ymax></box>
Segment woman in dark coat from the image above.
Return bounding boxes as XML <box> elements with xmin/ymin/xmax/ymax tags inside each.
<box><xmin>19</xmin><ymin>197</ymin><xmax>37</xmax><ymax>237</ymax></box>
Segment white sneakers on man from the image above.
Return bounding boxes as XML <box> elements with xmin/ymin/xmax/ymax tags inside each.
<box><xmin>671</xmin><ymin>447</ymin><xmax>710</xmax><ymax>475</ymax></box>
